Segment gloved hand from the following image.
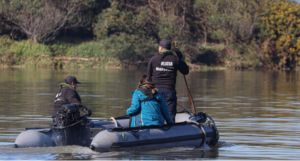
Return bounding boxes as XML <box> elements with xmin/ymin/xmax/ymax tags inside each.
<box><xmin>175</xmin><ymin>48</ymin><xmax>183</xmax><ymax>59</ymax></box>
<box><xmin>74</xmin><ymin>103</ymin><xmax>84</xmax><ymax>108</ymax></box>
<box><xmin>83</xmin><ymin>108</ymin><xmax>92</xmax><ymax>117</ymax></box>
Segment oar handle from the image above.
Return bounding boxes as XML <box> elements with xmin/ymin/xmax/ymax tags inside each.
<box><xmin>174</xmin><ymin>41</ymin><xmax>178</xmax><ymax>48</ymax></box>
<box><xmin>173</xmin><ymin>41</ymin><xmax>197</xmax><ymax>116</ymax></box>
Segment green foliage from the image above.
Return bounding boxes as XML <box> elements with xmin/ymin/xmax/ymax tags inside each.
<box><xmin>260</xmin><ymin>1</ymin><xmax>300</xmax><ymax>67</ymax></box>
<box><xmin>157</xmin><ymin>16</ymin><xmax>181</xmax><ymax>41</ymax></box>
<box><xmin>66</xmin><ymin>41</ymin><xmax>106</xmax><ymax>57</ymax></box>
<box><xmin>93</xmin><ymin>1</ymin><xmax>157</xmax><ymax>62</ymax></box>
<box><xmin>0</xmin><ymin>0</ymin><xmax>298</xmax><ymax>68</ymax></box>
<box><xmin>0</xmin><ymin>36</ymin><xmax>13</xmax><ymax>56</ymax></box>
<box><xmin>0</xmin><ymin>36</ymin><xmax>52</xmax><ymax>58</ymax></box>
<box><xmin>194</xmin><ymin>0</ymin><xmax>264</xmax><ymax>44</ymax></box>
<box><xmin>94</xmin><ymin>1</ymin><xmax>132</xmax><ymax>38</ymax></box>
<box><xmin>0</xmin><ymin>36</ymin><xmax>52</xmax><ymax>66</ymax></box>
<box><xmin>9</xmin><ymin>40</ymin><xmax>52</xmax><ymax>57</ymax></box>
<box><xmin>65</xmin><ymin>33</ymin><xmax>156</xmax><ymax>63</ymax></box>
<box><xmin>98</xmin><ymin>33</ymin><xmax>157</xmax><ymax>62</ymax></box>
<box><xmin>93</xmin><ymin>1</ymin><xmax>153</xmax><ymax>39</ymax></box>
<box><xmin>49</xmin><ymin>41</ymin><xmax>74</xmax><ymax>56</ymax></box>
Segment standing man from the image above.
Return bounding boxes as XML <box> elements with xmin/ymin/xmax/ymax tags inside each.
<box><xmin>147</xmin><ymin>40</ymin><xmax>189</xmax><ymax>122</ymax></box>
<box><xmin>52</xmin><ymin>76</ymin><xmax>92</xmax><ymax>122</ymax></box>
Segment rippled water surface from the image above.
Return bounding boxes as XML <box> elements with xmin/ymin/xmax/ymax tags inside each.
<box><xmin>0</xmin><ymin>68</ymin><xmax>299</xmax><ymax>160</ymax></box>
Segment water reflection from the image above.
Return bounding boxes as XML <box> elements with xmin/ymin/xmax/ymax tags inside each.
<box><xmin>0</xmin><ymin>68</ymin><xmax>299</xmax><ymax>159</ymax></box>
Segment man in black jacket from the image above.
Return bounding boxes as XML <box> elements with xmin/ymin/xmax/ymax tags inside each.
<box><xmin>52</xmin><ymin>76</ymin><xmax>92</xmax><ymax>122</ymax></box>
<box><xmin>147</xmin><ymin>40</ymin><xmax>189</xmax><ymax>122</ymax></box>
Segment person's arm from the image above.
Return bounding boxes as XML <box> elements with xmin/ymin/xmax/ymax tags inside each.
<box><xmin>127</xmin><ymin>91</ymin><xmax>141</xmax><ymax>116</ymax></box>
<box><xmin>66</xmin><ymin>89</ymin><xmax>92</xmax><ymax>116</ymax></box>
<box><xmin>159</xmin><ymin>93</ymin><xmax>173</xmax><ymax>124</ymax></box>
<box><xmin>178</xmin><ymin>58</ymin><xmax>189</xmax><ymax>75</ymax></box>
<box><xmin>66</xmin><ymin>89</ymin><xmax>82</xmax><ymax>105</ymax></box>
<box><xmin>147</xmin><ymin>58</ymin><xmax>153</xmax><ymax>80</ymax></box>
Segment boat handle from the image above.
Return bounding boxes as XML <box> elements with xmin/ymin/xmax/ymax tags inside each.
<box><xmin>110</xmin><ymin>117</ymin><xmax>118</xmax><ymax>127</ymax></box>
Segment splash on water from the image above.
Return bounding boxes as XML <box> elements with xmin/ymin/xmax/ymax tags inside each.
<box><xmin>213</xmin><ymin>140</ymin><xmax>235</xmax><ymax>148</ymax></box>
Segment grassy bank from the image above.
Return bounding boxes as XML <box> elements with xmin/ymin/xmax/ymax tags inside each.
<box><xmin>0</xmin><ymin>36</ymin><xmax>266</xmax><ymax>70</ymax></box>
<box><xmin>0</xmin><ymin>37</ymin><xmax>125</xmax><ymax>69</ymax></box>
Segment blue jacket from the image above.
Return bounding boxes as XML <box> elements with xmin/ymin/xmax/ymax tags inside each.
<box><xmin>127</xmin><ymin>89</ymin><xmax>173</xmax><ymax>127</ymax></box>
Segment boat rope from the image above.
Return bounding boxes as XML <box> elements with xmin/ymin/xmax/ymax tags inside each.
<box><xmin>197</xmin><ymin>112</ymin><xmax>219</xmax><ymax>145</ymax></box>
<box><xmin>53</xmin><ymin>118</ymin><xmax>86</xmax><ymax>129</ymax></box>
<box><xmin>110</xmin><ymin>117</ymin><xmax>118</xmax><ymax>127</ymax></box>
<box><xmin>211</xmin><ymin>123</ymin><xmax>219</xmax><ymax>145</ymax></box>
<box><xmin>185</xmin><ymin>120</ymin><xmax>207</xmax><ymax>147</ymax></box>
<box><xmin>199</xmin><ymin>125</ymin><xmax>206</xmax><ymax>147</ymax></box>
<box><xmin>202</xmin><ymin>114</ymin><xmax>219</xmax><ymax>145</ymax></box>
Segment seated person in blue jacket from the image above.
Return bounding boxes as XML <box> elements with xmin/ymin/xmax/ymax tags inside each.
<box><xmin>127</xmin><ymin>75</ymin><xmax>173</xmax><ymax>127</ymax></box>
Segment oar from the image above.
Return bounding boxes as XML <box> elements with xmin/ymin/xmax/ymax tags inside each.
<box><xmin>174</xmin><ymin>41</ymin><xmax>197</xmax><ymax>116</ymax></box>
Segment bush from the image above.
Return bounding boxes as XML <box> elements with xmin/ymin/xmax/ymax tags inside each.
<box><xmin>260</xmin><ymin>1</ymin><xmax>300</xmax><ymax>68</ymax></box>
<box><xmin>9</xmin><ymin>40</ymin><xmax>52</xmax><ymax>57</ymax></box>
<box><xmin>66</xmin><ymin>41</ymin><xmax>106</xmax><ymax>57</ymax></box>
<box><xmin>93</xmin><ymin>1</ymin><xmax>157</xmax><ymax>63</ymax></box>
<box><xmin>66</xmin><ymin>34</ymin><xmax>157</xmax><ymax>62</ymax></box>
<box><xmin>0</xmin><ymin>37</ymin><xmax>53</xmax><ymax>66</ymax></box>
<box><xmin>49</xmin><ymin>41</ymin><xmax>74</xmax><ymax>56</ymax></box>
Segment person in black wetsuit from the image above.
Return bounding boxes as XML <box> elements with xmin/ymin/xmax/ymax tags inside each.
<box><xmin>147</xmin><ymin>40</ymin><xmax>189</xmax><ymax>122</ymax></box>
<box><xmin>52</xmin><ymin>76</ymin><xmax>92</xmax><ymax>123</ymax></box>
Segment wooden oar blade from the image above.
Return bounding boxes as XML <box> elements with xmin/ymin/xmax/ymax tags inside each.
<box><xmin>187</xmin><ymin>89</ymin><xmax>196</xmax><ymax>115</ymax></box>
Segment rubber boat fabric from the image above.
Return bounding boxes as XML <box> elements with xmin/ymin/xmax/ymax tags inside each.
<box><xmin>14</xmin><ymin>108</ymin><xmax>219</xmax><ymax>152</ymax></box>
<box><xmin>105</xmin><ymin>119</ymin><xmax>208</xmax><ymax>149</ymax></box>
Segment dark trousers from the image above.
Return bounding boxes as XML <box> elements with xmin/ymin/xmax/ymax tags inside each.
<box><xmin>156</xmin><ymin>87</ymin><xmax>177</xmax><ymax>122</ymax></box>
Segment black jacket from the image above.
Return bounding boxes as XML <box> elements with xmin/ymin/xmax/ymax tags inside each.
<box><xmin>52</xmin><ymin>87</ymin><xmax>83</xmax><ymax>118</ymax></box>
<box><xmin>147</xmin><ymin>50</ymin><xmax>189</xmax><ymax>90</ymax></box>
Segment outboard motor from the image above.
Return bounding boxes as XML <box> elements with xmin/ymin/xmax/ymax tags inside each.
<box><xmin>53</xmin><ymin>104</ymin><xmax>91</xmax><ymax>146</ymax></box>
<box><xmin>55</xmin><ymin>104</ymin><xmax>80</xmax><ymax>127</ymax></box>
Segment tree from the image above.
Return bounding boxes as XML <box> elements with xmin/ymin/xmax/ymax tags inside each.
<box><xmin>0</xmin><ymin>0</ymin><xmax>97</xmax><ymax>43</ymax></box>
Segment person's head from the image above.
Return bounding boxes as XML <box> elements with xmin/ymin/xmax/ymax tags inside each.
<box><xmin>65</xmin><ymin>76</ymin><xmax>81</xmax><ymax>89</ymax></box>
<box><xmin>157</xmin><ymin>40</ymin><xmax>171</xmax><ymax>52</ymax></box>
<box><xmin>137</xmin><ymin>75</ymin><xmax>154</xmax><ymax>89</ymax></box>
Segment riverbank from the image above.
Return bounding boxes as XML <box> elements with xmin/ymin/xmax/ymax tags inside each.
<box><xmin>0</xmin><ymin>37</ymin><xmax>295</xmax><ymax>71</ymax></box>
<box><xmin>1</xmin><ymin>1</ymin><xmax>300</xmax><ymax>70</ymax></box>
<box><xmin>0</xmin><ymin>52</ymin><xmax>281</xmax><ymax>71</ymax></box>
<box><xmin>0</xmin><ymin>57</ymin><xmax>228</xmax><ymax>71</ymax></box>
<box><xmin>0</xmin><ymin>37</ymin><xmax>263</xmax><ymax>70</ymax></box>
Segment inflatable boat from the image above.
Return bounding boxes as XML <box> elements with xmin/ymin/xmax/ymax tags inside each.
<box><xmin>14</xmin><ymin>105</ymin><xmax>219</xmax><ymax>152</ymax></box>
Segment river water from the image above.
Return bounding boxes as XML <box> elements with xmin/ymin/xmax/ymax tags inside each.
<box><xmin>0</xmin><ymin>68</ymin><xmax>299</xmax><ymax>160</ymax></box>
